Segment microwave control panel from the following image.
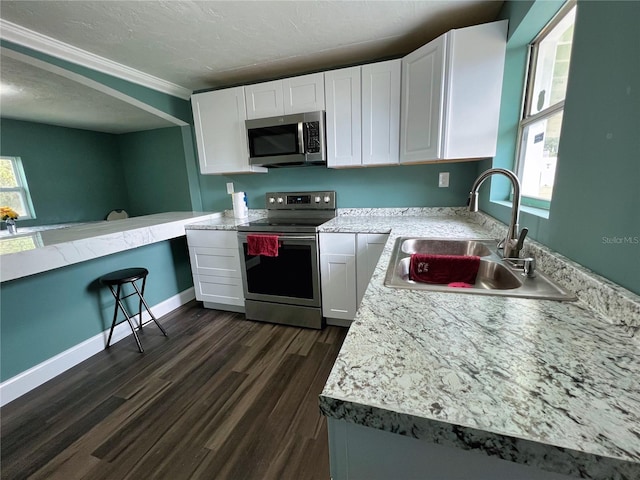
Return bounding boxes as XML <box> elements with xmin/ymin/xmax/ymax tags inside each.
<box><xmin>304</xmin><ymin>122</ymin><xmax>321</xmax><ymax>153</ymax></box>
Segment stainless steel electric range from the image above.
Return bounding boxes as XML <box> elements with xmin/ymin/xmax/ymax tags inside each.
<box><xmin>237</xmin><ymin>191</ymin><xmax>336</xmax><ymax>329</ymax></box>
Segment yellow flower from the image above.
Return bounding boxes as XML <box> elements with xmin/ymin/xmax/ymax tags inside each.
<box><xmin>1</xmin><ymin>206</ymin><xmax>19</xmax><ymax>221</ymax></box>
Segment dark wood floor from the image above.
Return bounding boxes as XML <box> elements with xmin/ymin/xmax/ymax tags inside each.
<box><xmin>1</xmin><ymin>301</ymin><xmax>347</xmax><ymax>480</ymax></box>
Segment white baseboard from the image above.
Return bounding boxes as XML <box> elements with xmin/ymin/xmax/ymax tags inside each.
<box><xmin>0</xmin><ymin>287</ymin><xmax>195</xmax><ymax>407</ymax></box>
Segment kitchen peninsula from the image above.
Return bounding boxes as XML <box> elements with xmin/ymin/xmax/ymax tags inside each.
<box><xmin>317</xmin><ymin>209</ymin><xmax>640</xmax><ymax>480</ymax></box>
<box><xmin>0</xmin><ymin>212</ymin><xmax>220</xmax><ymax>282</ymax></box>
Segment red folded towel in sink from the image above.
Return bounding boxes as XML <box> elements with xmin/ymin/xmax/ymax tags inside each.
<box><xmin>409</xmin><ymin>254</ymin><xmax>480</xmax><ymax>285</ymax></box>
<box><xmin>247</xmin><ymin>234</ymin><xmax>279</xmax><ymax>257</ymax></box>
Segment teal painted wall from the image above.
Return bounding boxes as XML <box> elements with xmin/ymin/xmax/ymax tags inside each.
<box><xmin>481</xmin><ymin>0</ymin><xmax>640</xmax><ymax>295</ymax></box>
<box><xmin>117</xmin><ymin>126</ymin><xmax>194</xmax><ymax>216</ymax></box>
<box><xmin>0</xmin><ymin>118</ymin><xmax>129</xmax><ymax>226</ymax></box>
<box><xmin>0</xmin><ymin>238</ymin><xmax>192</xmax><ymax>381</ymax></box>
<box><xmin>198</xmin><ymin>162</ymin><xmax>480</xmax><ymax>211</ymax></box>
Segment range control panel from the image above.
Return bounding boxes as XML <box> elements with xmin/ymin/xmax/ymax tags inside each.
<box><xmin>265</xmin><ymin>191</ymin><xmax>336</xmax><ymax>210</ymax></box>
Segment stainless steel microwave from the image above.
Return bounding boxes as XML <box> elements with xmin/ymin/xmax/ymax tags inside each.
<box><xmin>246</xmin><ymin>111</ymin><xmax>326</xmax><ymax>167</ymax></box>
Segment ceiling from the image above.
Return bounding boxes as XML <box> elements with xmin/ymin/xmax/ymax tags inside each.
<box><xmin>0</xmin><ymin>1</ymin><xmax>503</xmax><ymax>133</ymax></box>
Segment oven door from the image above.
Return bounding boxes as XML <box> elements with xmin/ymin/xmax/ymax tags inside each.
<box><xmin>237</xmin><ymin>232</ymin><xmax>320</xmax><ymax>308</ymax></box>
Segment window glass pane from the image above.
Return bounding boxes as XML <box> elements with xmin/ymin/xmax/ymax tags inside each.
<box><xmin>0</xmin><ymin>158</ymin><xmax>19</xmax><ymax>188</ymax></box>
<box><xmin>529</xmin><ymin>6</ymin><xmax>576</xmax><ymax>115</ymax></box>
<box><xmin>0</xmin><ymin>191</ymin><xmax>28</xmax><ymax>217</ymax></box>
<box><xmin>520</xmin><ymin>110</ymin><xmax>563</xmax><ymax>201</ymax></box>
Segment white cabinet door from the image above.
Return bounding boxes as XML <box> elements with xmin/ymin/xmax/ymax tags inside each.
<box><xmin>442</xmin><ymin>20</ymin><xmax>508</xmax><ymax>159</ymax></box>
<box><xmin>362</xmin><ymin>60</ymin><xmax>401</xmax><ymax>166</ymax></box>
<box><xmin>191</xmin><ymin>88</ymin><xmax>266</xmax><ymax>174</ymax></box>
<box><xmin>400</xmin><ymin>20</ymin><xmax>507</xmax><ymax>164</ymax></box>
<box><xmin>186</xmin><ymin>230</ymin><xmax>245</xmax><ymax>309</ymax></box>
<box><xmin>320</xmin><ymin>233</ymin><xmax>357</xmax><ymax>320</ymax></box>
<box><xmin>245</xmin><ymin>80</ymin><xmax>285</xmax><ymax>119</ymax></box>
<box><xmin>283</xmin><ymin>73</ymin><xmax>325</xmax><ymax>114</ymax></box>
<box><xmin>400</xmin><ymin>34</ymin><xmax>446</xmax><ymax>164</ymax></box>
<box><xmin>325</xmin><ymin>66</ymin><xmax>362</xmax><ymax>168</ymax></box>
<box><xmin>192</xmin><ymin>274</ymin><xmax>245</xmax><ymax>307</ymax></box>
<box><xmin>356</xmin><ymin>233</ymin><xmax>389</xmax><ymax>307</ymax></box>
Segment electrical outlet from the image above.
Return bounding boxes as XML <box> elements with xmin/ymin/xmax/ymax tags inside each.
<box><xmin>438</xmin><ymin>172</ymin><xmax>450</xmax><ymax>188</ymax></box>
<box><xmin>226</xmin><ymin>182</ymin><xmax>234</xmax><ymax>194</ymax></box>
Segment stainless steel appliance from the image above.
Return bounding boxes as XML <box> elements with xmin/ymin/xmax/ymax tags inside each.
<box><xmin>237</xmin><ymin>191</ymin><xmax>336</xmax><ymax>329</ymax></box>
<box><xmin>245</xmin><ymin>111</ymin><xmax>326</xmax><ymax>167</ymax></box>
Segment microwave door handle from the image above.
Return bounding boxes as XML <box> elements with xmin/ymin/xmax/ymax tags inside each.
<box><xmin>298</xmin><ymin>122</ymin><xmax>305</xmax><ymax>154</ymax></box>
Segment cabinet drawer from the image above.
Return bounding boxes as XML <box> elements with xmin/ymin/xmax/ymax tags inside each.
<box><xmin>320</xmin><ymin>233</ymin><xmax>356</xmax><ymax>256</ymax></box>
<box><xmin>189</xmin><ymin>246</ymin><xmax>241</xmax><ymax>277</ymax></box>
<box><xmin>186</xmin><ymin>229</ymin><xmax>238</xmax><ymax>249</ymax></box>
<box><xmin>193</xmin><ymin>274</ymin><xmax>244</xmax><ymax>306</ymax></box>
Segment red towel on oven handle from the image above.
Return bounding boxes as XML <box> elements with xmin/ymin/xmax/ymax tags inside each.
<box><xmin>409</xmin><ymin>254</ymin><xmax>480</xmax><ymax>285</ymax></box>
<box><xmin>247</xmin><ymin>234</ymin><xmax>279</xmax><ymax>257</ymax></box>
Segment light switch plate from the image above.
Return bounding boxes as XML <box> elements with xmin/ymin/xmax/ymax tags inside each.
<box><xmin>438</xmin><ymin>172</ymin><xmax>450</xmax><ymax>188</ymax></box>
<box><xmin>226</xmin><ymin>182</ymin><xmax>234</xmax><ymax>194</ymax></box>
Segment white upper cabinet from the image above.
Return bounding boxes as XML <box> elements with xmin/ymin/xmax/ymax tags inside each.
<box><xmin>325</xmin><ymin>66</ymin><xmax>362</xmax><ymax>167</ymax></box>
<box><xmin>191</xmin><ymin>87</ymin><xmax>267</xmax><ymax>175</ymax></box>
<box><xmin>400</xmin><ymin>36</ymin><xmax>445</xmax><ymax>163</ymax></box>
<box><xmin>362</xmin><ymin>59</ymin><xmax>401</xmax><ymax>166</ymax></box>
<box><xmin>245</xmin><ymin>73</ymin><xmax>325</xmax><ymax>119</ymax></box>
<box><xmin>400</xmin><ymin>20</ymin><xmax>508</xmax><ymax>164</ymax></box>
<box><xmin>244</xmin><ymin>80</ymin><xmax>284</xmax><ymax>119</ymax></box>
<box><xmin>282</xmin><ymin>73</ymin><xmax>325</xmax><ymax>114</ymax></box>
<box><xmin>325</xmin><ymin>60</ymin><xmax>400</xmax><ymax>168</ymax></box>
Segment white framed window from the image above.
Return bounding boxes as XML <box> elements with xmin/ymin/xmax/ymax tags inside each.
<box><xmin>516</xmin><ymin>1</ymin><xmax>576</xmax><ymax>208</ymax></box>
<box><xmin>0</xmin><ymin>156</ymin><xmax>36</xmax><ymax>220</ymax></box>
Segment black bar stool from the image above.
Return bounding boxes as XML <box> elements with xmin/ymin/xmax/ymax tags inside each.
<box><xmin>99</xmin><ymin>267</ymin><xmax>168</xmax><ymax>352</ymax></box>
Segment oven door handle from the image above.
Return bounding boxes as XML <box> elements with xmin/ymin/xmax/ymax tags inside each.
<box><xmin>238</xmin><ymin>233</ymin><xmax>316</xmax><ymax>241</ymax></box>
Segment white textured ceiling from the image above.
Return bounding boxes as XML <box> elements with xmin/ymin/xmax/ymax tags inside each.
<box><xmin>0</xmin><ymin>54</ymin><xmax>177</xmax><ymax>133</ymax></box>
<box><xmin>0</xmin><ymin>0</ymin><xmax>503</xmax><ymax>132</ymax></box>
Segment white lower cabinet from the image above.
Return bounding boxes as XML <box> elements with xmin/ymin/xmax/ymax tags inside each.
<box><xmin>327</xmin><ymin>418</ymin><xmax>574</xmax><ymax>480</ymax></box>
<box><xmin>320</xmin><ymin>232</ymin><xmax>389</xmax><ymax>325</ymax></box>
<box><xmin>356</xmin><ymin>233</ymin><xmax>388</xmax><ymax>306</ymax></box>
<box><xmin>186</xmin><ymin>230</ymin><xmax>245</xmax><ymax>312</ymax></box>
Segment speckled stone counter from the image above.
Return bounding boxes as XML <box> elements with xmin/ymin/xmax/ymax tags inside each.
<box><xmin>184</xmin><ymin>209</ymin><xmax>267</xmax><ymax>231</ymax></box>
<box><xmin>318</xmin><ymin>209</ymin><xmax>640</xmax><ymax>479</ymax></box>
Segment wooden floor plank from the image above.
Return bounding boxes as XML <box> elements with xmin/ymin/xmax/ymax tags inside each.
<box><xmin>0</xmin><ymin>301</ymin><xmax>347</xmax><ymax>480</ymax></box>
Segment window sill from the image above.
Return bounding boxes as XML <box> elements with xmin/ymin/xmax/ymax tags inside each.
<box><xmin>491</xmin><ymin>200</ymin><xmax>550</xmax><ymax>219</ymax></box>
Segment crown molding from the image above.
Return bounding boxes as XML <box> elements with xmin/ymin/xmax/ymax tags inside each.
<box><xmin>0</xmin><ymin>19</ymin><xmax>192</xmax><ymax>100</ymax></box>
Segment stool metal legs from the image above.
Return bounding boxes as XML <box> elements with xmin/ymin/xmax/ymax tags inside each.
<box><xmin>131</xmin><ymin>276</ymin><xmax>168</xmax><ymax>337</ymax></box>
<box><xmin>105</xmin><ymin>277</ymin><xmax>167</xmax><ymax>353</ymax></box>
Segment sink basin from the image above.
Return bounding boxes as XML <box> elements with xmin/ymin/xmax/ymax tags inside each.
<box><xmin>385</xmin><ymin>237</ymin><xmax>576</xmax><ymax>301</ymax></box>
<box><xmin>401</xmin><ymin>238</ymin><xmax>492</xmax><ymax>257</ymax></box>
<box><xmin>393</xmin><ymin>257</ymin><xmax>522</xmax><ymax>290</ymax></box>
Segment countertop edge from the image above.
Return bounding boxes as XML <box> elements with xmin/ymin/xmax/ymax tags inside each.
<box><xmin>0</xmin><ymin>212</ymin><xmax>221</xmax><ymax>282</ymax></box>
<box><xmin>318</xmin><ymin>395</ymin><xmax>639</xmax><ymax>479</ymax></box>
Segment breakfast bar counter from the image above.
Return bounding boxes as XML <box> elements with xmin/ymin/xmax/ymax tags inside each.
<box><xmin>318</xmin><ymin>209</ymin><xmax>640</xmax><ymax>479</ymax></box>
<box><xmin>0</xmin><ymin>211</ymin><xmax>221</xmax><ymax>283</ymax></box>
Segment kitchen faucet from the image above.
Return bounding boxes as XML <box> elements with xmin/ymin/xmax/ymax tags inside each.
<box><xmin>468</xmin><ymin>168</ymin><xmax>528</xmax><ymax>259</ymax></box>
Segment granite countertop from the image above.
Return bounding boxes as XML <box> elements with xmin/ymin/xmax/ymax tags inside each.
<box><xmin>0</xmin><ymin>211</ymin><xmax>221</xmax><ymax>282</ymax></box>
<box><xmin>317</xmin><ymin>209</ymin><xmax>640</xmax><ymax>479</ymax></box>
<box><xmin>184</xmin><ymin>210</ymin><xmax>267</xmax><ymax>231</ymax></box>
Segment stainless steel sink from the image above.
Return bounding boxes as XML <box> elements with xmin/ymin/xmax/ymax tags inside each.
<box><xmin>401</xmin><ymin>238</ymin><xmax>492</xmax><ymax>257</ymax></box>
<box><xmin>384</xmin><ymin>237</ymin><xmax>576</xmax><ymax>301</ymax></box>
